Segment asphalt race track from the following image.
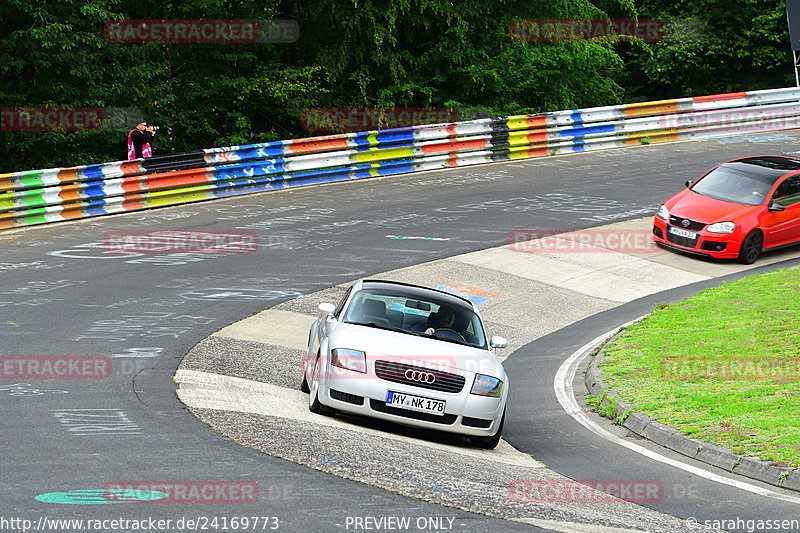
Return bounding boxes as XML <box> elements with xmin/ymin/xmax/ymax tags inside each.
<box><xmin>2</xmin><ymin>131</ymin><xmax>800</xmax><ymax>532</ymax></box>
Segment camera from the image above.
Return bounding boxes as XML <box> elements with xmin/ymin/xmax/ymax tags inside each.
<box><xmin>144</xmin><ymin>123</ymin><xmax>159</xmax><ymax>131</ymax></box>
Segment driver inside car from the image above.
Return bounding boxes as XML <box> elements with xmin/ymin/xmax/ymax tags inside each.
<box><xmin>422</xmin><ymin>307</ymin><xmax>455</xmax><ymax>335</ymax></box>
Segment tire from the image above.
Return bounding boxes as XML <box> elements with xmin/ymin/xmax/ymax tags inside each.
<box><xmin>470</xmin><ymin>410</ymin><xmax>505</xmax><ymax>450</ymax></box>
<box><xmin>737</xmin><ymin>230</ymin><xmax>763</xmax><ymax>265</ymax></box>
<box><xmin>308</xmin><ymin>357</ymin><xmax>334</xmax><ymax>416</ymax></box>
<box><xmin>308</xmin><ymin>388</ymin><xmax>328</xmax><ymax>415</ymax></box>
<box><xmin>300</xmin><ymin>354</ymin><xmax>310</xmax><ymax>392</ymax></box>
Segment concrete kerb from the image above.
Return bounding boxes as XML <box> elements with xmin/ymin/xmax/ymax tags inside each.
<box><xmin>584</xmin><ymin>329</ymin><xmax>800</xmax><ymax>492</ymax></box>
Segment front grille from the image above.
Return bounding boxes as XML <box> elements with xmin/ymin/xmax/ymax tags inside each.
<box><xmin>374</xmin><ymin>360</ymin><xmax>465</xmax><ymax>393</ymax></box>
<box><xmin>669</xmin><ymin>215</ymin><xmax>706</xmax><ymax>232</ymax></box>
<box><xmin>461</xmin><ymin>416</ymin><xmax>493</xmax><ymax>429</ymax></box>
<box><xmin>666</xmin><ymin>231</ymin><xmax>698</xmax><ymax>248</ymax></box>
<box><xmin>369</xmin><ymin>399</ymin><xmax>457</xmax><ymax>424</ymax></box>
<box><xmin>329</xmin><ymin>389</ymin><xmax>364</xmax><ymax>405</ymax></box>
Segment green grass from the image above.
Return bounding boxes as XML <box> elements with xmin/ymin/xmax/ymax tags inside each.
<box><xmin>600</xmin><ymin>266</ymin><xmax>800</xmax><ymax>467</ymax></box>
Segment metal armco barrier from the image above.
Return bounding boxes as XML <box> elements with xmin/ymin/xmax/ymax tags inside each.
<box><xmin>2</xmin><ymin>87</ymin><xmax>800</xmax><ymax>230</ymax></box>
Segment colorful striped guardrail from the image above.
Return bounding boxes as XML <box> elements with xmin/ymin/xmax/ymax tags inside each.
<box><xmin>2</xmin><ymin>86</ymin><xmax>800</xmax><ymax>230</ymax></box>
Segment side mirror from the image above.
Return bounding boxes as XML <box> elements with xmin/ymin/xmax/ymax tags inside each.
<box><xmin>490</xmin><ymin>336</ymin><xmax>508</xmax><ymax>349</ymax></box>
<box><xmin>768</xmin><ymin>202</ymin><xmax>786</xmax><ymax>212</ymax></box>
<box><xmin>685</xmin><ymin>180</ymin><xmax>692</xmax><ymax>188</ymax></box>
<box><xmin>318</xmin><ymin>303</ymin><xmax>335</xmax><ymax>317</ymax></box>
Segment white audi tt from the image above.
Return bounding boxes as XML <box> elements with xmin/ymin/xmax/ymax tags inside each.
<box><xmin>301</xmin><ymin>279</ymin><xmax>509</xmax><ymax>449</ymax></box>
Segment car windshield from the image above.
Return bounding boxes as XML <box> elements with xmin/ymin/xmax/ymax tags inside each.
<box><xmin>690</xmin><ymin>164</ymin><xmax>778</xmax><ymax>206</ymax></box>
<box><xmin>343</xmin><ymin>288</ymin><xmax>487</xmax><ymax>348</ymax></box>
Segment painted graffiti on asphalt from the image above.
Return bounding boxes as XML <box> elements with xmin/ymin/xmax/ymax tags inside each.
<box><xmin>179</xmin><ymin>288</ymin><xmax>304</xmax><ymax>301</ymax></box>
<box><xmin>52</xmin><ymin>409</ymin><xmax>141</xmax><ymax>435</ymax></box>
<box><xmin>433</xmin><ymin>193</ymin><xmax>634</xmax><ymax>214</ymax></box>
<box><xmin>0</xmin><ymin>383</ymin><xmax>69</xmax><ymax>396</ymax></box>
<box><xmin>234</xmin><ymin>207</ymin><xmax>336</xmax><ymax>231</ymax></box>
<box><xmin>47</xmin><ymin>241</ymin><xmax>232</xmax><ymax>266</ymax></box>
<box><xmin>0</xmin><ymin>279</ymin><xmax>83</xmax><ymax>308</ymax></box>
<box><xmin>2</xmin><ymin>279</ymin><xmax>85</xmax><ymax>295</ymax></box>
<box><xmin>74</xmin><ymin>312</ymin><xmax>216</xmax><ymax>343</ymax></box>
<box><xmin>0</xmin><ymin>261</ymin><xmax>65</xmax><ymax>271</ymax></box>
<box><xmin>109</xmin><ymin>347</ymin><xmax>164</xmax><ymax>358</ymax></box>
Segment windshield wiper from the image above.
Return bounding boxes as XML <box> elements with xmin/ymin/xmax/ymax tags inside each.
<box><xmin>356</xmin><ymin>321</ymin><xmax>406</xmax><ymax>333</ymax></box>
<box><xmin>354</xmin><ymin>321</ymin><xmax>434</xmax><ymax>337</ymax></box>
<box><xmin>428</xmin><ymin>334</ymin><xmax>470</xmax><ymax>347</ymax></box>
<box><xmin>351</xmin><ymin>321</ymin><xmax>473</xmax><ymax>343</ymax></box>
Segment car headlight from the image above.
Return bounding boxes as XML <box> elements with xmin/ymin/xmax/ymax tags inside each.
<box><xmin>471</xmin><ymin>374</ymin><xmax>504</xmax><ymax>397</ymax></box>
<box><xmin>656</xmin><ymin>205</ymin><xmax>669</xmax><ymax>220</ymax></box>
<box><xmin>331</xmin><ymin>348</ymin><xmax>366</xmax><ymax>373</ymax></box>
<box><xmin>707</xmin><ymin>221</ymin><xmax>735</xmax><ymax>234</ymax></box>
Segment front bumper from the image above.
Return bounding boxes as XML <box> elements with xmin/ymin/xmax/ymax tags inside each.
<box><xmin>317</xmin><ymin>374</ymin><xmax>506</xmax><ymax>438</ymax></box>
<box><xmin>652</xmin><ymin>218</ymin><xmax>741</xmax><ymax>259</ymax></box>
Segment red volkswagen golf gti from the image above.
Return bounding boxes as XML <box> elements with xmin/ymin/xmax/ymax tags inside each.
<box><xmin>653</xmin><ymin>155</ymin><xmax>800</xmax><ymax>264</ymax></box>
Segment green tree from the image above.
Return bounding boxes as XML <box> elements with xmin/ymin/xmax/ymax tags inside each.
<box><xmin>290</xmin><ymin>0</ymin><xmax>631</xmax><ymax>117</ymax></box>
<box><xmin>622</xmin><ymin>0</ymin><xmax>793</xmax><ymax>99</ymax></box>
<box><xmin>7</xmin><ymin>0</ymin><xmax>788</xmax><ymax>173</ymax></box>
<box><xmin>0</xmin><ymin>0</ymin><xmax>166</xmax><ymax>171</ymax></box>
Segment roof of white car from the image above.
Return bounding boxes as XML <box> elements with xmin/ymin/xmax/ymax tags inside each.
<box><xmin>359</xmin><ymin>279</ymin><xmax>476</xmax><ymax>310</ymax></box>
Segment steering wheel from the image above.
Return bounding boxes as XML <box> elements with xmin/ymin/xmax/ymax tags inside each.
<box><xmin>433</xmin><ymin>328</ymin><xmax>466</xmax><ymax>342</ymax></box>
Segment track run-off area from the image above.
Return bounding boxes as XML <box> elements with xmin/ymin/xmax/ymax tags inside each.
<box><xmin>2</xmin><ymin>130</ymin><xmax>800</xmax><ymax>533</ymax></box>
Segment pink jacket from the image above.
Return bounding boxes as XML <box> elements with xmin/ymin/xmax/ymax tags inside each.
<box><xmin>127</xmin><ymin>129</ymin><xmax>153</xmax><ymax>160</ymax></box>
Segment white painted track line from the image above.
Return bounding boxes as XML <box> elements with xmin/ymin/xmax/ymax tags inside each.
<box><xmin>554</xmin><ymin>326</ymin><xmax>800</xmax><ymax>506</ymax></box>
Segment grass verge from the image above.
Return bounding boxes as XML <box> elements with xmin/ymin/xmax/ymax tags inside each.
<box><xmin>600</xmin><ymin>266</ymin><xmax>800</xmax><ymax>467</ymax></box>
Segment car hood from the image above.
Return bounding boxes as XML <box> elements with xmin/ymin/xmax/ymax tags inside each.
<box><xmin>665</xmin><ymin>189</ymin><xmax>761</xmax><ymax>223</ymax></box>
<box><xmin>328</xmin><ymin>322</ymin><xmax>505</xmax><ymax>378</ymax></box>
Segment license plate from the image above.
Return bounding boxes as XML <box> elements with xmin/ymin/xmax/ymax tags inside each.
<box><xmin>386</xmin><ymin>391</ymin><xmax>445</xmax><ymax>416</ymax></box>
<box><xmin>668</xmin><ymin>226</ymin><xmax>697</xmax><ymax>239</ymax></box>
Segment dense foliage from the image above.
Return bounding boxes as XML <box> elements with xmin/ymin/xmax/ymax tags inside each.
<box><xmin>0</xmin><ymin>0</ymin><xmax>794</xmax><ymax>172</ymax></box>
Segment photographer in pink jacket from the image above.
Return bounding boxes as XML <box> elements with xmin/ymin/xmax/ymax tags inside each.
<box><xmin>127</xmin><ymin>119</ymin><xmax>157</xmax><ymax>160</ymax></box>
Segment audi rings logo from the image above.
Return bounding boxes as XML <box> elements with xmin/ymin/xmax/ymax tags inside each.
<box><xmin>404</xmin><ymin>369</ymin><xmax>436</xmax><ymax>383</ymax></box>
